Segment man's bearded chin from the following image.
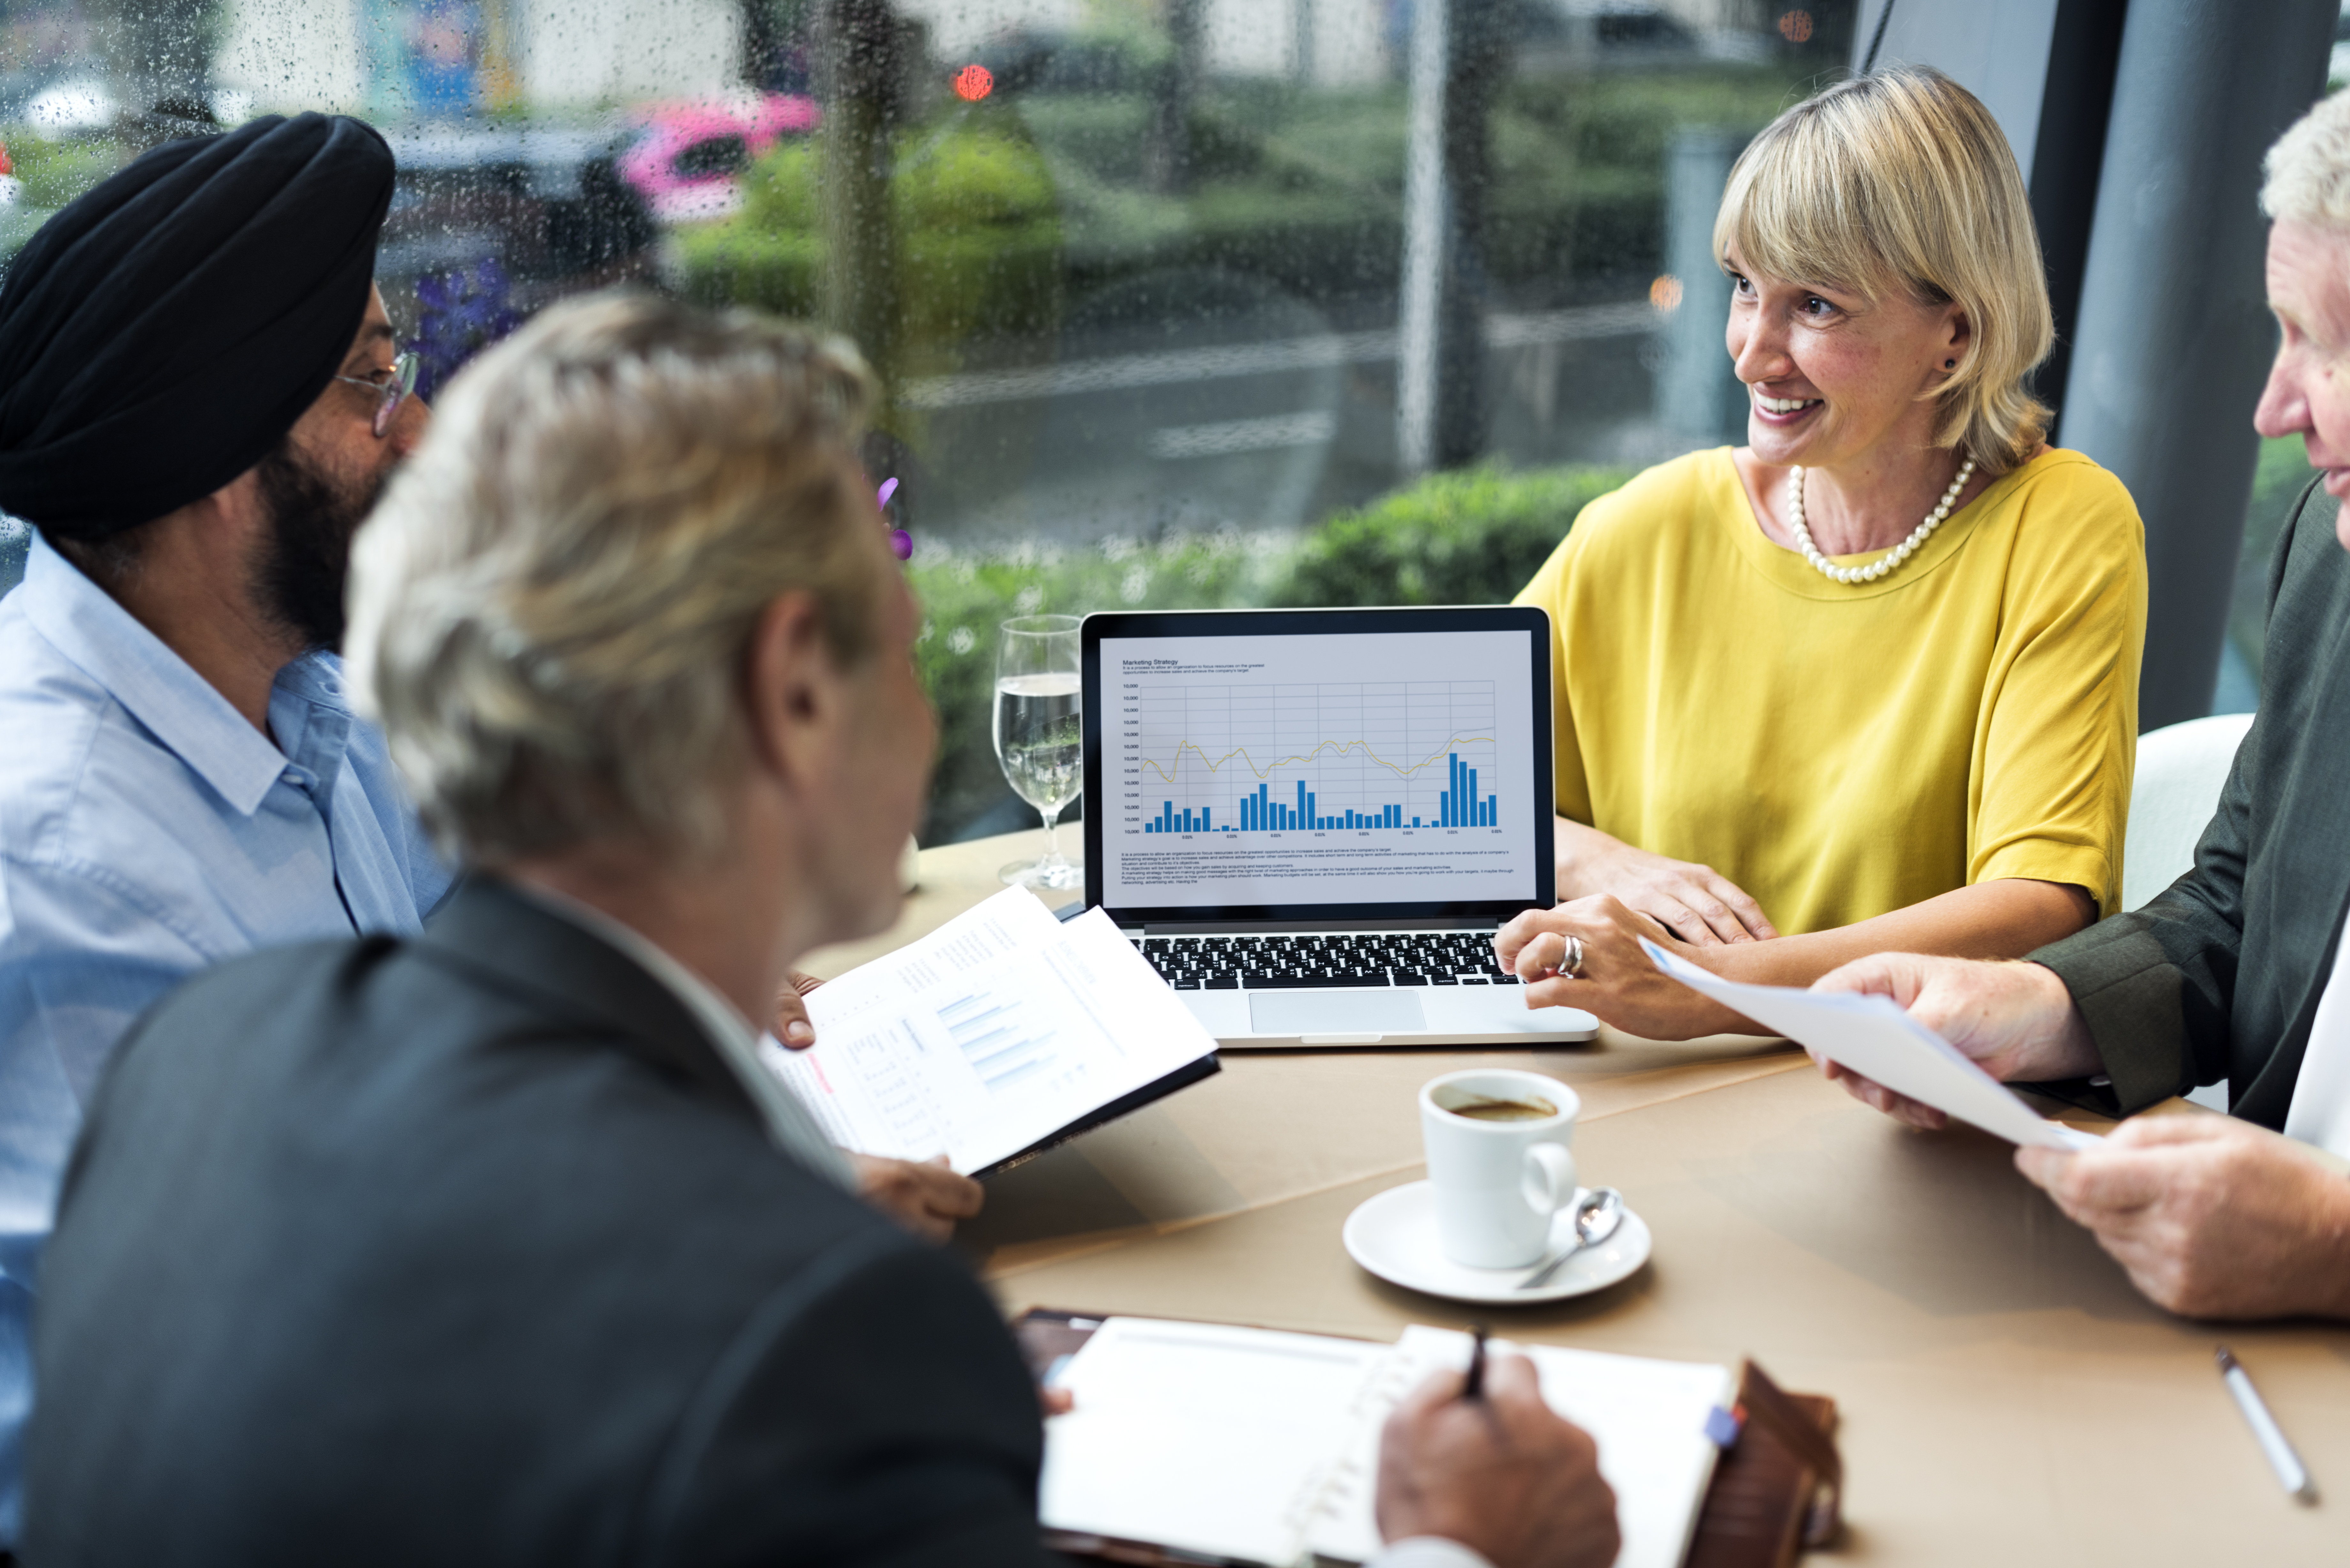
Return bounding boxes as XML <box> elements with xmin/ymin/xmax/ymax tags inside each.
<box><xmin>252</xmin><ymin>441</ymin><xmax>382</xmax><ymax>654</ymax></box>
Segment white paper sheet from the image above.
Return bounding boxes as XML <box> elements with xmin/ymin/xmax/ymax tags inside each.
<box><xmin>1640</xmin><ymin>939</ymin><xmax>2100</xmax><ymax>1151</ymax></box>
<box><xmin>761</xmin><ymin>888</ymin><xmax>1218</xmax><ymax>1174</ymax></box>
<box><xmin>1041</xmin><ymin>1317</ymin><xmax>1393</xmax><ymax>1567</ymax></box>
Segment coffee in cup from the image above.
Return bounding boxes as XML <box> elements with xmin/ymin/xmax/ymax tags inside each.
<box><xmin>1443</xmin><ymin>1094</ymin><xmax>1558</xmax><ymax>1122</ymax></box>
<box><xmin>1419</xmin><ymin>1068</ymin><xmax>1581</xmax><ymax>1269</ymax></box>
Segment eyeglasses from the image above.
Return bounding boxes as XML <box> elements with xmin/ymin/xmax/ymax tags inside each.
<box><xmin>333</xmin><ymin>351</ymin><xmax>421</xmax><ymax>438</ymax></box>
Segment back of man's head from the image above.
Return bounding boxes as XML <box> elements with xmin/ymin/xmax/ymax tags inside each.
<box><xmin>346</xmin><ymin>291</ymin><xmax>885</xmax><ymax>866</ymax></box>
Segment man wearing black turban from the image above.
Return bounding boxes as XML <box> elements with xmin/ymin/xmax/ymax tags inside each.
<box><xmin>0</xmin><ymin>114</ymin><xmax>448</xmax><ymax>1553</ymax></box>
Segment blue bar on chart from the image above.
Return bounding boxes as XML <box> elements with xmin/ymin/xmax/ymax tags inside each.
<box><xmin>1434</xmin><ymin>753</ymin><xmax>1503</xmax><ymax>828</ymax></box>
<box><xmin>1141</xmin><ymin>759</ymin><xmax>1495</xmax><ymax>835</ymax></box>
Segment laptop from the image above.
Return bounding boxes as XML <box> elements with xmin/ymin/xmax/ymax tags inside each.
<box><xmin>1080</xmin><ymin>606</ymin><xmax>1598</xmax><ymax>1049</ymax></box>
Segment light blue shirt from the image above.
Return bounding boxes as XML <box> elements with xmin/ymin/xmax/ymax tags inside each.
<box><xmin>0</xmin><ymin>534</ymin><xmax>451</xmax><ymax>1544</ymax></box>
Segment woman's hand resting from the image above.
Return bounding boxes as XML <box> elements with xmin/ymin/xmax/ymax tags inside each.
<box><xmin>1554</xmin><ymin>818</ymin><xmax>1778</xmax><ymax>946</ymax></box>
<box><xmin>1493</xmin><ymin>897</ymin><xmax>1757</xmax><ymax>1041</ymax></box>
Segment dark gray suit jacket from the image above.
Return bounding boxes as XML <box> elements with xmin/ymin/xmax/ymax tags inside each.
<box><xmin>2032</xmin><ymin>477</ymin><xmax>2346</xmax><ymax>1126</ymax></box>
<box><xmin>23</xmin><ymin>878</ymin><xmax>1058</xmax><ymax>1567</ymax></box>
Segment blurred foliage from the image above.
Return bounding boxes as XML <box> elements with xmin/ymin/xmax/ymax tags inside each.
<box><xmin>682</xmin><ymin>63</ymin><xmax>1805</xmax><ymax>366</ymax></box>
<box><xmin>675</xmin><ymin>116</ymin><xmax>1064</xmax><ymax>373</ymax></box>
<box><xmin>895</xmin><ymin>119</ymin><xmax>1066</xmax><ymax>351</ymax></box>
<box><xmin>1009</xmin><ymin>68</ymin><xmax>1798</xmax><ymax>306</ymax></box>
<box><xmin>907</xmin><ymin>462</ymin><xmax>1624</xmax><ymax>841</ymax></box>
<box><xmin>2228</xmin><ymin>434</ymin><xmax>2324</xmax><ymax>680</ymax></box>
<box><xmin>1478</xmin><ymin>72</ymin><xmax>1802</xmax><ymax>287</ymax></box>
<box><xmin>908</xmin><ymin>530</ymin><xmax>1290</xmax><ymax>843</ymax></box>
<box><xmin>1282</xmin><ymin>463</ymin><xmax>1629</xmax><ymax>608</ymax></box>
<box><xmin>5</xmin><ymin>134</ymin><xmax>118</xmax><ymax>209</ymax></box>
<box><xmin>675</xmin><ymin>138</ymin><xmax>823</xmax><ymax>313</ymax></box>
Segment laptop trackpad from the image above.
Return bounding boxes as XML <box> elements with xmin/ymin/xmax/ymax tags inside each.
<box><xmin>1248</xmin><ymin>991</ymin><xmax>1428</xmax><ymax>1036</ymax></box>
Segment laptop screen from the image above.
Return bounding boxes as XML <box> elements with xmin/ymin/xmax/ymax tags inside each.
<box><xmin>1082</xmin><ymin>607</ymin><xmax>1555</xmax><ymax>924</ymax></box>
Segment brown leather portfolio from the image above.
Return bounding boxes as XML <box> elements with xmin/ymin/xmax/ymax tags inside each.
<box><xmin>1016</xmin><ymin>1309</ymin><xmax>1840</xmax><ymax>1568</ymax></box>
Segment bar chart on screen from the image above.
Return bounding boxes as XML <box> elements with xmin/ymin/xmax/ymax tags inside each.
<box><xmin>1128</xmin><ymin>680</ymin><xmax>1502</xmax><ymax>836</ymax></box>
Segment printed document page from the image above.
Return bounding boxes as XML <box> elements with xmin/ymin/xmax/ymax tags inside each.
<box><xmin>762</xmin><ymin>888</ymin><xmax>1217</xmax><ymax>1175</ymax></box>
<box><xmin>1641</xmin><ymin>939</ymin><xmax>2100</xmax><ymax>1150</ymax></box>
<box><xmin>1041</xmin><ymin>1317</ymin><xmax>1393</xmax><ymax>1567</ymax></box>
<box><xmin>1308</xmin><ymin>1328</ymin><xmax>1734</xmax><ymax>1568</ymax></box>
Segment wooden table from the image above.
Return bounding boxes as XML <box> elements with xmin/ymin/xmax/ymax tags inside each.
<box><xmin>801</xmin><ymin>832</ymin><xmax>2350</xmax><ymax>1565</ymax></box>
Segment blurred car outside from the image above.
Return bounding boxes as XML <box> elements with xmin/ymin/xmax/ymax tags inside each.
<box><xmin>379</xmin><ymin>121</ymin><xmax>661</xmax><ymax>303</ymax></box>
<box><xmin>19</xmin><ymin>74</ymin><xmax>114</xmax><ymax>139</ymax></box>
<box><xmin>615</xmin><ymin>92</ymin><xmax>817</xmax><ymax>226</ymax></box>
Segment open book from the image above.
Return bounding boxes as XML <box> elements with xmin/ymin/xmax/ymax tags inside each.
<box><xmin>763</xmin><ymin>888</ymin><xmax>1219</xmax><ymax>1178</ymax></box>
<box><xmin>1040</xmin><ymin>1316</ymin><xmax>1734</xmax><ymax>1568</ymax></box>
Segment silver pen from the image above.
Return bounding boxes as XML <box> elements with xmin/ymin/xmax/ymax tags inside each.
<box><xmin>2215</xmin><ymin>1345</ymin><xmax>2317</xmax><ymax>1504</ymax></box>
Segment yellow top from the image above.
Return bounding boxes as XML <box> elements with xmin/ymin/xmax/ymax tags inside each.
<box><xmin>1514</xmin><ymin>446</ymin><xmax>2146</xmax><ymax>934</ymax></box>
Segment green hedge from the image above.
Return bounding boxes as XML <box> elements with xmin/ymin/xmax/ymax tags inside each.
<box><xmin>674</xmin><ymin>124</ymin><xmax>1064</xmax><ymax>372</ymax></box>
<box><xmin>1280</xmin><ymin>464</ymin><xmax>1628</xmax><ymax>608</ymax></box>
<box><xmin>908</xmin><ymin>462</ymin><xmax>1628</xmax><ymax>841</ymax></box>
<box><xmin>5</xmin><ymin>136</ymin><xmax>118</xmax><ymax>210</ymax></box>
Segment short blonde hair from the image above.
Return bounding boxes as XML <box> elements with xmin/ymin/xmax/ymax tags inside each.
<box><xmin>1713</xmin><ymin>65</ymin><xmax>2053</xmax><ymax>474</ymax></box>
<box><xmin>346</xmin><ymin>292</ymin><xmax>885</xmax><ymax>864</ymax></box>
<box><xmin>2262</xmin><ymin>87</ymin><xmax>2350</xmax><ymax>228</ymax></box>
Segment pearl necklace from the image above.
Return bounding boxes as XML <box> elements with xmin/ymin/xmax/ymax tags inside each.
<box><xmin>1787</xmin><ymin>456</ymin><xmax>1976</xmax><ymax>584</ymax></box>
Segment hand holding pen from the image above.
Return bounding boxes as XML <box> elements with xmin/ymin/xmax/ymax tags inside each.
<box><xmin>1372</xmin><ymin>1335</ymin><xmax>1620</xmax><ymax>1568</ymax></box>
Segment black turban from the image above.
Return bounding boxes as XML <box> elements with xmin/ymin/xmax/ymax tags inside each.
<box><xmin>0</xmin><ymin>113</ymin><xmax>394</xmax><ymax>541</ymax></box>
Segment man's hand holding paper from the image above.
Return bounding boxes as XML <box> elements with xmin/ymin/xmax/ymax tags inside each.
<box><xmin>1777</xmin><ymin>951</ymin><xmax>2350</xmax><ymax>1320</ymax></box>
<box><xmin>1806</xmin><ymin>953</ymin><xmax>2103</xmax><ymax>1129</ymax></box>
<box><xmin>2014</xmin><ymin>1113</ymin><xmax>2350</xmax><ymax>1318</ymax></box>
<box><xmin>1637</xmin><ymin>941</ymin><xmax>2097</xmax><ymax>1150</ymax></box>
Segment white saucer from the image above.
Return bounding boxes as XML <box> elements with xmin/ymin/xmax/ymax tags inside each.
<box><xmin>1342</xmin><ymin>1182</ymin><xmax>1652</xmax><ymax>1304</ymax></box>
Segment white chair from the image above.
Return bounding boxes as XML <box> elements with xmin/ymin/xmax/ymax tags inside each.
<box><xmin>2123</xmin><ymin>712</ymin><xmax>2255</xmax><ymax>912</ymax></box>
<box><xmin>2122</xmin><ymin>711</ymin><xmax>2256</xmax><ymax>1110</ymax></box>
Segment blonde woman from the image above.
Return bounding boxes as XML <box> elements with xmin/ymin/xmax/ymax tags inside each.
<box><xmin>1496</xmin><ymin>66</ymin><xmax>2147</xmax><ymax>1038</ymax></box>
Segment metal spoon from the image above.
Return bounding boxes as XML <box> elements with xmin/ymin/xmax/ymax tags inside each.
<box><xmin>1517</xmin><ymin>1187</ymin><xmax>1626</xmax><ymax>1291</ymax></box>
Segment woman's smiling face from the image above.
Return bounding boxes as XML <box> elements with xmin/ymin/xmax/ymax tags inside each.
<box><xmin>1723</xmin><ymin>241</ymin><xmax>1970</xmax><ymax>471</ymax></box>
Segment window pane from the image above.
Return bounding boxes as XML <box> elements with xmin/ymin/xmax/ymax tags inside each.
<box><xmin>0</xmin><ymin>0</ymin><xmax>1859</xmax><ymax>840</ymax></box>
<box><xmin>2219</xmin><ymin>432</ymin><xmax>2323</xmax><ymax>714</ymax></box>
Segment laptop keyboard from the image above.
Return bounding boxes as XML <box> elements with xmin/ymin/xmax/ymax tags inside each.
<box><xmin>1133</xmin><ymin>931</ymin><xmax>1520</xmax><ymax>991</ymax></box>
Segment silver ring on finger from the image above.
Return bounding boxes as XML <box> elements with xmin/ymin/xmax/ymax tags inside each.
<box><xmin>1562</xmin><ymin>935</ymin><xmax>1585</xmax><ymax>979</ymax></box>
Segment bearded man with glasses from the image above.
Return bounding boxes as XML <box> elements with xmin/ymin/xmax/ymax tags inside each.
<box><xmin>0</xmin><ymin>113</ymin><xmax>444</xmax><ymax>1557</ymax></box>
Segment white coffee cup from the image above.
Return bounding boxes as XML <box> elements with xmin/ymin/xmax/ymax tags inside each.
<box><xmin>1419</xmin><ymin>1068</ymin><xmax>1580</xmax><ymax>1269</ymax></box>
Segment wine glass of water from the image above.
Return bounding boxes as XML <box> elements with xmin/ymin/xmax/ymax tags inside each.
<box><xmin>995</xmin><ymin>614</ymin><xmax>1084</xmax><ymax>889</ymax></box>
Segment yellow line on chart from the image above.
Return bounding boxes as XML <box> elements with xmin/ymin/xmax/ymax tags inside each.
<box><xmin>1137</xmin><ymin>735</ymin><xmax>1496</xmax><ymax>784</ymax></box>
